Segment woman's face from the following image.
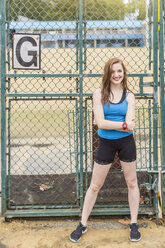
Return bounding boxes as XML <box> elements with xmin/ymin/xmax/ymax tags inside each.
<box><xmin>110</xmin><ymin>62</ymin><xmax>124</xmax><ymax>86</ymax></box>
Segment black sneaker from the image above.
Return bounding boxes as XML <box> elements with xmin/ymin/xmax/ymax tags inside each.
<box><xmin>69</xmin><ymin>222</ymin><xmax>87</xmax><ymax>242</ymax></box>
<box><xmin>129</xmin><ymin>223</ymin><xmax>141</xmax><ymax>242</ymax></box>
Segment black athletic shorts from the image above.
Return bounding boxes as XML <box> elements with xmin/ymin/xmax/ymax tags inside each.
<box><xmin>94</xmin><ymin>134</ymin><xmax>136</xmax><ymax>165</ymax></box>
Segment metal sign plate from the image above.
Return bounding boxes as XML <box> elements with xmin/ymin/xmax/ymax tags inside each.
<box><xmin>12</xmin><ymin>33</ymin><xmax>41</xmax><ymax>70</ymax></box>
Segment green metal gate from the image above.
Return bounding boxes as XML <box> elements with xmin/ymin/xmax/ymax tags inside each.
<box><xmin>0</xmin><ymin>0</ymin><xmax>163</xmax><ymax>218</ymax></box>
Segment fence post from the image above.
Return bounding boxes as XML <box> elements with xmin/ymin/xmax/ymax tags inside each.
<box><xmin>153</xmin><ymin>0</ymin><xmax>158</xmax><ymax>171</ymax></box>
<box><xmin>159</xmin><ymin>0</ymin><xmax>165</xmax><ymax>216</ymax></box>
<box><xmin>159</xmin><ymin>0</ymin><xmax>165</xmax><ymax>170</ymax></box>
<box><xmin>0</xmin><ymin>0</ymin><xmax>7</xmax><ymax>215</ymax></box>
<box><xmin>78</xmin><ymin>0</ymin><xmax>84</xmax><ymax>209</ymax></box>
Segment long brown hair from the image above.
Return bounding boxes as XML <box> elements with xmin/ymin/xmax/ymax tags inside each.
<box><xmin>101</xmin><ymin>58</ymin><xmax>131</xmax><ymax>104</ymax></box>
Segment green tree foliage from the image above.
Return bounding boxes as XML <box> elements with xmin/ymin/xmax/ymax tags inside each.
<box><xmin>85</xmin><ymin>0</ymin><xmax>125</xmax><ymax>20</ymax></box>
<box><xmin>10</xmin><ymin>0</ymin><xmax>60</xmax><ymax>21</ymax></box>
<box><xmin>9</xmin><ymin>0</ymin><xmax>146</xmax><ymax>21</ymax></box>
<box><xmin>125</xmin><ymin>0</ymin><xmax>147</xmax><ymax>20</ymax></box>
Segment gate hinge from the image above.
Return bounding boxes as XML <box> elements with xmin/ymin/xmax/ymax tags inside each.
<box><xmin>140</xmin><ymin>178</ymin><xmax>158</xmax><ymax>193</ymax></box>
<box><xmin>151</xmin><ymin>178</ymin><xmax>158</xmax><ymax>193</ymax></box>
<box><xmin>139</xmin><ymin>178</ymin><xmax>158</xmax><ymax>205</ymax></box>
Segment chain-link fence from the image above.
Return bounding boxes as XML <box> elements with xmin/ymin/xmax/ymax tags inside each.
<box><xmin>0</xmin><ymin>0</ymin><xmax>164</xmax><ymax>218</ymax></box>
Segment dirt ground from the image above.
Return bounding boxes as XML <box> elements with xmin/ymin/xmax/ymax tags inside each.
<box><xmin>0</xmin><ymin>216</ymin><xmax>165</xmax><ymax>248</ymax></box>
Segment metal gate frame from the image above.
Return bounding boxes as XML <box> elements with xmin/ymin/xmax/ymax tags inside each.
<box><xmin>0</xmin><ymin>0</ymin><xmax>7</xmax><ymax>216</ymax></box>
<box><xmin>0</xmin><ymin>0</ymin><xmax>163</xmax><ymax>218</ymax></box>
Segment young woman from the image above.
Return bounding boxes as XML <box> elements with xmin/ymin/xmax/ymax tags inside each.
<box><xmin>69</xmin><ymin>58</ymin><xmax>141</xmax><ymax>243</ymax></box>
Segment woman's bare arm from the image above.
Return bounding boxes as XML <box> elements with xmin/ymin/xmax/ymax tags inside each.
<box><xmin>125</xmin><ymin>92</ymin><xmax>135</xmax><ymax>131</ymax></box>
<box><xmin>116</xmin><ymin>92</ymin><xmax>135</xmax><ymax>132</ymax></box>
<box><xmin>125</xmin><ymin>92</ymin><xmax>135</xmax><ymax>122</ymax></box>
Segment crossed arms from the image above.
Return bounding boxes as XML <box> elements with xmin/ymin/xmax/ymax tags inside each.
<box><xmin>93</xmin><ymin>88</ymin><xmax>135</xmax><ymax>132</ymax></box>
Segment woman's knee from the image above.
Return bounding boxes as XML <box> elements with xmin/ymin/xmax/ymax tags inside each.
<box><xmin>126</xmin><ymin>178</ymin><xmax>138</xmax><ymax>189</ymax></box>
<box><xmin>89</xmin><ymin>183</ymin><xmax>102</xmax><ymax>193</ymax></box>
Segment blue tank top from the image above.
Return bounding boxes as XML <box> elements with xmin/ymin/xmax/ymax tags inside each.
<box><xmin>98</xmin><ymin>90</ymin><xmax>133</xmax><ymax>140</ymax></box>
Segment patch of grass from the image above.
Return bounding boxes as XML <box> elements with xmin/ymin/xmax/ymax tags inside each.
<box><xmin>9</xmin><ymin>109</ymin><xmax>75</xmax><ymax>139</ymax></box>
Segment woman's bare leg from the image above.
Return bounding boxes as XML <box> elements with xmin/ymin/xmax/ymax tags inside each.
<box><xmin>81</xmin><ymin>162</ymin><xmax>111</xmax><ymax>226</ymax></box>
<box><xmin>120</xmin><ymin>160</ymin><xmax>140</xmax><ymax>223</ymax></box>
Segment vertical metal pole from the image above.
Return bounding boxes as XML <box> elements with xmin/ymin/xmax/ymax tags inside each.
<box><xmin>152</xmin><ymin>0</ymin><xmax>158</xmax><ymax>171</ymax></box>
<box><xmin>84</xmin><ymin>99</ymin><xmax>89</xmax><ymax>193</ymax></box>
<box><xmin>158</xmin><ymin>0</ymin><xmax>160</xmax><ymax>31</ymax></box>
<box><xmin>0</xmin><ymin>0</ymin><xmax>7</xmax><ymax>215</ymax></box>
<box><xmin>159</xmin><ymin>0</ymin><xmax>165</xmax><ymax>170</ymax></box>
<box><xmin>149</xmin><ymin>100</ymin><xmax>152</xmax><ymax>170</ymax></box>
<box><xmin>68</xmin><ymin>111</ymin><xmax>73</xmax><ymax>172</ymax></box>
<box><xmin>159</xmin><ymin>0</ymin><xmax>165</xmax><ymax>216</ymax></box>
<box><xmin>83</xmin><ymin>0</ymin><xmax>87</xmax><ymax>70</ymax></box>
<box><xmin>79</xmin><ymin>0</ymin><xmax>84</xmax><ymax>209</ymax></box>
<box><xmin>145</xmin><ymin>0</ymin><xmax>149</xmax><ymax>48</ymax></box>
<box><xmin>75</xmin><ymin>100</ymin><xmax>79</xmax><ymax>204</ymax></box>
<box><xmin>149</xmin><ymin>0</ymin><xmax>152</xmax><ymax>70</ymax></box>
<box><xmin>138</xmin><ymin>108</ymin><xmax>142</xmax><ymax>166</ymax></box>
<box><xmin>76</xmin><ymin>0</ymin><xmax>79</xmax><ymax>72</ymax></box>
<box><xmin>139</xmin><ymin>76</ymin><xmax>143</xmax><ymax>95</ymax></box>
<box><xmin>6</xmin><ymin>0</ymin><xmax>10</xmax><ymax>71</ymax></box>
<box><xmin>8</xmin><ymin>100</ymin><xmax>11</xmax><ymax>208</ymax></box>
<box><xmin>76</xmin><ymin>0</ymin><xmax>79</xmax><ymax>93</ymax></box>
